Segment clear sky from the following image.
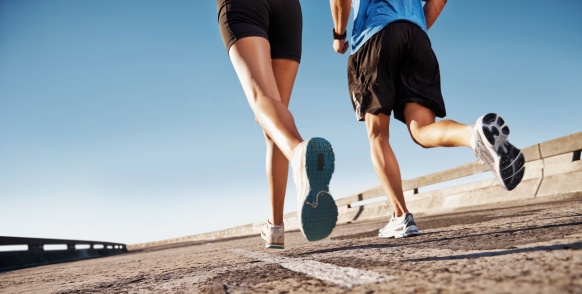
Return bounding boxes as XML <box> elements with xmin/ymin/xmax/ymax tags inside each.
<box><xmin>1</xmin><ymin>0</ymin><xmax>581</xmax><ymax>245</ymax></box>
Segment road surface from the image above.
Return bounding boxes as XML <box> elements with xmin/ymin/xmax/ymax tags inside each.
<box><xmin>1</xmin><ymin>199</ymin><xmax>581</xmax><ymax>293</ymax></box>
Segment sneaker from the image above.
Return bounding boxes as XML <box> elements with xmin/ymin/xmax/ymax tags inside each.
<box><xmin>378</xmin><ymin>213</ymin><xmax>420</xmax><ymax>238</ymax></box>
<box><xmin>291</xmin><ymin>138</ymin><xmax>338</xmax><ymax>241</ymax></box>
<box><xmin>471</xmin><ymin>113</ymin><xmax>525</xmax><ymax>191</ymax></box>
<box><xmin>261</xmin><ymin>221</ymin><xmax>284</xmax><ymax>249</ymax></box>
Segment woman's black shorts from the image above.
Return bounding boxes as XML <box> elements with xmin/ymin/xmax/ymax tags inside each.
<box><xmin>347</xmin><ymin>21</ymin><xmax>446</xmax><ymax>123</ymax></box>
<box><xmin>217</xmin><ymin>0</ymin><xmax>302</xmax><ymax>63</ymax></box>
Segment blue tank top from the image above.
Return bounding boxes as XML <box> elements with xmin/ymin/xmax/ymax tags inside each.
<box><xmin>351</xmin><ymin>0</ymin><xmax>427</xmax><ymax>54</ymax></box>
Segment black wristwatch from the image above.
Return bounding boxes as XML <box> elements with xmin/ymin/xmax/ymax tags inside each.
<box><xmin>333</xmin><ymin>28</ymin><xmax>347</xmax><ymax>40</ymax></box>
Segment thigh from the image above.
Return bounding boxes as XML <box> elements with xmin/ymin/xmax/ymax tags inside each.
<box><xmin>395</xmin><ymin>23</ymin><xmax>446</xmax><ymax>121</ymax></box>
<box><xmin>271</xmin><ymin>59</ymin><xmax>299</xmax><ymax>107</ymax></box>
<box><xmin>365</xmin><ymin>112</ymin><xmax>391</xmax><ymax>140</ymax></box>
<box><xmin>348</xmin><ymin>26</ymin><xmax>399</xmax><ymax>122</ymax></box>
<box><xmin>403</xmin><ymin>102</ymin><xmax>436</xmax><ymax>130</ymax></box>
<box><xmin>229</xmin><ymin>37</ymin><xmax>282</xmax><ymax>104</ymax></box>
<box><xmin>217</xmin><ymin>0</ymin><xmax>270</xmax><ymax>54</ymax></box>
<box><xmin>268</xmin><ymin>0</ymin><xmax>302</xmax><ymax>63</ymax></box>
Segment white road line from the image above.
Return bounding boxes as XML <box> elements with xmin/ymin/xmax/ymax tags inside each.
<box><xmin>230</xmin><ymin>249</ymin><xmax>394</xmax><ymax>288</ymax></box>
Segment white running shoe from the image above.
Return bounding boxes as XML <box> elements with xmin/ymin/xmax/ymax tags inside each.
<box><xmin>291</xmin><ymin>138</ymin><xmax>338</xmax><ymax>241</ymax></box>
<box><xmin>471</xmin><ymin>113</ymin><xmax>525</xmax><ymax>191</ymax></box>
<box><xmin>378</xmin><ymin>213</ymin><xmax>420</xmax><ymax>238</ymax></box>
<box><xmin>261</xmin><ymin>221</ymin><xmax>284</xmax><ymax>249</ymax></box>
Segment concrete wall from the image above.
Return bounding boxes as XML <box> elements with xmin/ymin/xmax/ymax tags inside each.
<box><xmin>129</xmin><ymin>132</ymin><xmax>582</xmax><ymax>250</ymax></box>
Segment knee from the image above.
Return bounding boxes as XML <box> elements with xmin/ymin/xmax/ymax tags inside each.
<box><xmin>409</xmin><ymin>125</ymin><xmax>427</xmax><ymax>148</ymax></box>
<box><xmin>367</xmin><ymin>126</ymin><xmax>389</xmax><ymax>161</ymax></box>
<box><xmin>248</xmin><ymin>91</ymin><xmax>278</xmax><ymax>110</ymax></box>
<box><xmin>264</xmin><ymin>133</ymin><xmax>275</xmax><ymax>149</ymax></box>
<box><xmin>367</xmin><ymin>123</ymin><xmax>389</xmax><ymax>144</ymax></box>
<box><xmin>365</xmin><ymin>113</ymin><xmax>391</xmax><ymax>159</ymax></box>
<box><xmin>409</xmin><ymin>126</ymin><xmax>430</xmax><ymax>148</ymax></box>
<box><xmin>367</xmin><ymin>132</ymin><xmax>394</xmax><ymax>173</ymax></box>
<box><xmin>409</xmin><ymin>125</ymin><xmax>438</xmax><ymax>148</ymax></box>
<box><xmin>250</xmin><ymin>93</ymin><xmax>276</xmax><ymax>125</ymax></box>
<box><xmin>368</xmin><ymin>131</ymin><xmax>389</xmax><ymax>158</ymax></box>
<box><xmin>248</xmin><ymin>93</ymin><xmax>263</xmax><ymax>111</ymax></box>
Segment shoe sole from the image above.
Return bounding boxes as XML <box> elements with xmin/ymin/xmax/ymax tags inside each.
<box><xmin>261</xmin><ymin>232</ymin><xmax>284</xmax><ymax>249</ymax></box>
<box><xmin>379</xmin><ymin>225</ymin><xmax>420</xmax><ymax>239</ymax></box>
<box><xmin>299</xmin><ymin>138</ymin><xmax>338</xmax><ymax>241</ymax></box>
<box><xmin>475</xmin><ymin>113</ymin><xmax>525</xmax><ymax>191</ymax></box>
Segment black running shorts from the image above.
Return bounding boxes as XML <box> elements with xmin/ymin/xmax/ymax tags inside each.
<box><xmin>347</xmin><ymin>21</ymin><xmax>446</xmax><ymax>123</ymax></box>
<box><xmin>217</xmin><ymin>0</ymin><xmax>302</xmax><ymax>63</ymax></box>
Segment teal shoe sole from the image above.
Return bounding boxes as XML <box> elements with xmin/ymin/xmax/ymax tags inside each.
<box><xmin>300</xmin><ymin>138</ymin><xmax>338</xmax><ymax>241</ymax></box>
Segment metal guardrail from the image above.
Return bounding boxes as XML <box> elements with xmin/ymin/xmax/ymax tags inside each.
<box><xmin>0</xmin><ymin>236</ymin><xmax>127</xmax><ymax>272</ymax></box>
<box><xmin>0</xmin><ymin>236</ymin><xmax>127</xmax><ymax>250</ymax></box>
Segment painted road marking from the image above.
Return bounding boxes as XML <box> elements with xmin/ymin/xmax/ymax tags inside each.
<box><xmin>230</xmin><ymin>249</ymin><xmax>393</xmax><ymax>288</ymax></box>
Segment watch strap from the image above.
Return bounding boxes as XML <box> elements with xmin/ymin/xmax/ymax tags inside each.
<box><xmin>333</xmin><ymin>28</ymin><xmax>347</xmax><ymax>40</ymax></box>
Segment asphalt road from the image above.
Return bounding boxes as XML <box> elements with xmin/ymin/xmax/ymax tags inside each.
<box><xmin>1</xmin><ymin>199</ymin><xmax>581</xmax><ymax>293</ymax></box>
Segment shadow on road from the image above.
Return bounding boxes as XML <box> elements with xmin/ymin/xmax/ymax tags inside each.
<box><xmin>403</xmin><ymin>242</ymin><xmax>582</xmax><ymax>261</ymax></box>
<box><xmin>300</xmin><ymin>222</ymin><xmax>582</xmax><ymax>256</ymax></box>
<box><xmin>541</xmin><ymin>213</ymin><xmax>582</xmax><ymax>220</ymax></box>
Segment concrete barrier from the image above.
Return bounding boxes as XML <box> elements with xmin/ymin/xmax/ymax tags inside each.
<box><xmin>129</xmin><ymin>132</ymin><xmax>582</xmax><ymax>250</ymax></box>
<box><xmin>0</xmin><ymin>236</ymin><xmax>127</xmax><ymax>272</ymax></box>
<box><xmin>334</xmin><ymin>132</ymin><xmax>582</xmax><ymax>222</ymax></box>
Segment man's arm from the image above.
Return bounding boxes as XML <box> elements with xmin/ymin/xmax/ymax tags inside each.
<box><xmin>423</xmin><ymin>0</ymin><xmax>447</xmax><ymax>30</ymax></box>
<box><xmin>330</xmin><ymin>0</ymin><xmax>352</xmax><ymax>54</ymax></box>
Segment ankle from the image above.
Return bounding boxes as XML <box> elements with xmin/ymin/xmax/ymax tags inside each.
<box><xmin>394</xmin><ymin>210</ymin><xmax>409</xmax><ymax>218</ymax></box>
<box><xmin>268</xmin><ymin>219</ymin><xmax>284</xmax><ymax>227</ymax></box>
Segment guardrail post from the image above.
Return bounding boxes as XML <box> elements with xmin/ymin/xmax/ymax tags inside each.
<box><xmin>28</xmin><ymin>244</ymin><xmax>43</xmax><ymax>252</ymax></box>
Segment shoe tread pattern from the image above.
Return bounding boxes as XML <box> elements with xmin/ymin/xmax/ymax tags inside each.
<box><xmin>481</xmin><ymin>113</ymin><xmax>525</xmax><ymax>191</ymax></box>
<box><xmin>300</xmin><ymin>138</ymin><xmax>338</xmax><ymax>241</ymax></box>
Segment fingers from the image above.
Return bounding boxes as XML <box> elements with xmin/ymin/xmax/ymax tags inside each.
<box><xmin>342</xmin><ymin>41</ymin><xmax>349</xmax><ymax>54</ymax></box>
<box><xmin>333</xmin><ymin>39</ymin><xmax>349</xmax><ymax>54</ymax></box>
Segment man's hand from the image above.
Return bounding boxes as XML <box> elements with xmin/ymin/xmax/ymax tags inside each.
<box><xmin>333</xmin><ymin>38</ymin><xmax>349</xmax><ymax>54</ymax></box>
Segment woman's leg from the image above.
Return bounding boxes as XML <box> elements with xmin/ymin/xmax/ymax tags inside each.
<box><xmin>229</xmin><ymin>37</ymin><xmax>303</xmax><ymax>159</ymax></box>
<box><xmin>264</xmin><ymin>58</ymin><xmax>299</xmax><ymax>225</ymax></box>
<box><xmin>229</xmin><ymin>37</ymin><xmax>303</xmax><ymax>225</ymax></box>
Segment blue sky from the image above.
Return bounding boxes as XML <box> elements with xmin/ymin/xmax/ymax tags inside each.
<box><xmin>1</xmin><ymin>0</ymin><xmax>580</xmax><ymax>245</ymax></box>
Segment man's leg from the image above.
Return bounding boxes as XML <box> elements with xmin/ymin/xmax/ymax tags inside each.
<box><xmin>403</xmin><ymin>102</ymin><xmax>525</xmax><ymax>191</ymax></box>
<box><xmin>364</xmin><ymin>112</ymin><xmax>408</xmax><ymax>217</ymax></box>
<box><xmin>366</xmin><ymin>112</ymin><xmax>419</xmax><ymax>238</ymax></box>
<box><xmin>403</xmin><ymin>102</ymin><xmax>472</xmax><ymax>149</ymax></box>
